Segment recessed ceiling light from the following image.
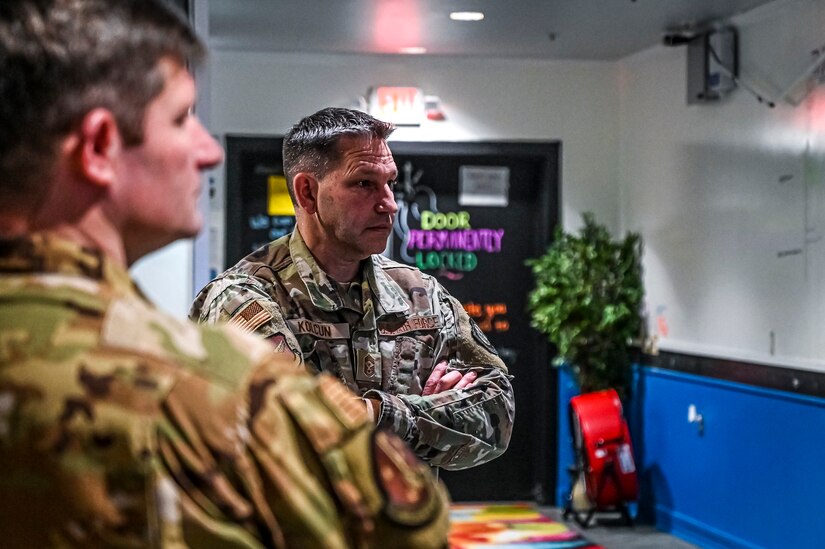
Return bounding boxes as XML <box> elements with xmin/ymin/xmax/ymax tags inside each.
<box><xmin>400</xmin><ymin>46</ymin><xmax>427</xmax><ymax>54</ymax></box>
<box><xmin>450</xmin><ymin>11</ymin><xmax>484</xmax><ymax>22</ymax></box>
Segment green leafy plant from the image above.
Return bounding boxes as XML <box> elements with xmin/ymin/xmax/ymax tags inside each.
<box><xmin>526</xmin><ymin>213</ymin><xmax>644</xmax><ymax>398</ymax></box>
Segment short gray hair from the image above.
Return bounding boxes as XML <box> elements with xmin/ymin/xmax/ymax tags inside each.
<box><xmin>282</xmin><ymin>107</ymin><xmax>395</xmax><ymax>203</ymax></box>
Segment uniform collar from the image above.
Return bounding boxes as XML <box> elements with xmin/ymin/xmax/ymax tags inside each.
<box><xmin>0</xmin><ymin>233</ymin><xmax>139</xmax><ymax>297</ymax></box>
<box><xmin>289</xmin><ymin>229</ymin><xmax>409</xmax><ymax>315</ymax></box>
<box><xmin>364</xmin><ymin>255</ymin><xmax>411</xmax><ymax>315</ymax></box>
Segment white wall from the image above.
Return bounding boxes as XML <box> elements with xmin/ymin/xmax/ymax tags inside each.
<box><xmin>130</xmin><ymin>240</ymin><xmax>193</xmax><ymax>317</ymax></box>
<box><xmin>137</xmin><ymin>0</ymin><xmax>825</xmax><ymax>373</ymax></box>
<box><xmin>209</xmin><ymin>51</ymin><xmax>620</xmax><ymax>236</ymax></box>
<box><xmin>134</xmin><ymin>51</ymin><xmax>621</xmax><ymax>317</ymax></box>
<box><xmin>618</xmin><ymin>0</ymin><xmax>825</xmax><ymax>371</ymax></box>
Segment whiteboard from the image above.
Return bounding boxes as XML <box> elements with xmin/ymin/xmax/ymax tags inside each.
<box><xmin>642</xmin><ymin>142</ymin><xmax>825</xmax><ymax>372</ymax></box>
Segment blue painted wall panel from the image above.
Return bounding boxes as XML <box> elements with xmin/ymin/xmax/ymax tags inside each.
<box><xmin>556</xmin><ymin>365</ymin><xmax>579</xmax><ymax>507</ymax></box>
<box><xmin>631</xmin><ymin>366</ymin><xmax>825</xmax><ymax>549</ymax></box>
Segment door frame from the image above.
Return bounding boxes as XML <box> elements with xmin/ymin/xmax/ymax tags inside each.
<box><xmin>224</xmin><ymin>136</ymin><xmax>563</xmax><ymax>502</ymax></box>
<box><xmin>390</xmin><ymin>140</ymin><xmax>561</xmax><ymax>502</ymax></box>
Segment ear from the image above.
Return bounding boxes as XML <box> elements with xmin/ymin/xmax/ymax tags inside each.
<box><xmin>292</xmin><ymin>172</ymin><xmax>319</xmax><ymax>214</ymax></box>
<box><xmin>73</xmin><ymin>108</ymin><xmax>122</xmax><ymax>188</ymax></box>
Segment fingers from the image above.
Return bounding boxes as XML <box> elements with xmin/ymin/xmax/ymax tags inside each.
<box><xmin>422</xmin><ymin>362</ymin><xmax>449</xmax><ymax>396</ymax></box>
<box><xmin>434</xmin><ymin>370</ymin><xmax>463</xmax><ymax>393</ymax></box>
<box><xmin>454</xmin><ymin>371</ymin><xmax>478</xmax><ymax>390</ymax></box>
<box><xmin>361</xmin><ymin>397</ymin><xmax>381</xmax><ymax>422</ymax></box>
<box><xmin>423</xmin><ymin>363</ymin><xmax>478</xmax><ymax>396</ymax></box>
<box><xmin>436</xmin><ymin>371</ymin><xmax>477</xmax><ymax>393</ymax></box>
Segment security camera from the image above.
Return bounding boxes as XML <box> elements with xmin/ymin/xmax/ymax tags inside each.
<box><xmin>662</xmin><ymin>22</ymin><xmax>706</xmax><ymax>47</ymax></box>
<box><xmin>662</xmin><ymin>32</ymin><xmax>697</xmax><ymax>47</ymax></box>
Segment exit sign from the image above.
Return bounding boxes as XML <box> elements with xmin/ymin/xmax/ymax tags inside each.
<box><xmin>368</xmin><ymin>86</ymin><xmax>424</xmax><ymax>126</ymax></box>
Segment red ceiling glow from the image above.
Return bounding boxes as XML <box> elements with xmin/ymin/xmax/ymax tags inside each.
<box><xmin>372</xmin><ymin>0</ymin><xmax>421</xmax><ymax>53</ymax></box>
<box><xmin>807</xmin><ymin>88</ymin><xmax>825</xmax><ymax>135</ymax></box>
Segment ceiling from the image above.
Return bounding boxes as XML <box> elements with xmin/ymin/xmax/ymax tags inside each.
<box><xmin>208</xmin><ymin>0</ymin><xmax>778</xmax><ymax>61</ymax></box>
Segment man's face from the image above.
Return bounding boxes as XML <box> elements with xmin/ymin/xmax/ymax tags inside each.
<box><xmin>114</xmin><ymin>58</ymin><xmax>222</xmax><ymax>260</ymax></box>
<box><xmin>314</xmin><ymin>135</ymin><xmax>399</xmax><ymax>260</ymax></box>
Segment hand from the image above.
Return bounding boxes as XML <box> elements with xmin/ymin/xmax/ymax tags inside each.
<box><xmin>422</xmin><ymin>362</ymin><xmax>477</xmax><ymax>396</ymax></box>
<box><xmin>361</xmin><ymin>396</ymin><xmax>381</xmax><ymax>422</ymax></box>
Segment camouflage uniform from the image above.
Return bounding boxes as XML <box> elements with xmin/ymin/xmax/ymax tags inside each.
<box><xmin>191</xmin><ymin>230</ymin><xmax>514</xmax><ymax>471</ymax></box>
<box><xmin>0</xmin><ymin>234</ymin><xmax>449</xmax><ymax>548</ymax></box>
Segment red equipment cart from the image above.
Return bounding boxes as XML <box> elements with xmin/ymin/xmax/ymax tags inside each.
<box><xmin>563</xmin><ymin>389</ymin><xmax>638</xmax><ymax>527</ymax></box>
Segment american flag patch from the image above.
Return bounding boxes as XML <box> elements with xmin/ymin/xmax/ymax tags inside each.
<box><xmin>228</xmin><ymin>301</ymin><xmax>272</xmax><ymax>333</ymax></box>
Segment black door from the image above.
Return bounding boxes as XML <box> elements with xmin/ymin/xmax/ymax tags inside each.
<box><xmin>224</xmin><ymin>137</ymin><xmax>560</xmax><ymax>503</ymax></box>
<box><xmin>389</xmin><ymin>142</ymin><xmax>559</xmax><ymax>503</ymax></box>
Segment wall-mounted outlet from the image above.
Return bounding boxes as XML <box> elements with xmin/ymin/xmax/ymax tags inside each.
<box><xmin>688</xmin><ymin>404</ymin><xmax>704</xmax><ymax>435</ymax></box>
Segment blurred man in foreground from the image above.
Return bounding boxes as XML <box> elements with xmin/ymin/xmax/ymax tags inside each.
<box><xmin>0</xmin><ymin>1</ymin><xmax>449</xmax><ymax>546</ymax></box>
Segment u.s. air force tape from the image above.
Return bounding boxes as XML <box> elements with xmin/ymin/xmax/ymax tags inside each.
<box><xmin>378</xmin><ymin>315</ymin><xmax>441</xmax><ymax>336</ymax></box>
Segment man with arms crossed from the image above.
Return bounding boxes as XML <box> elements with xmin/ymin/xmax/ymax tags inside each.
<box><xmin>0</xmin><ymin>1</ymin><xmax>448</xmax><ymax>547</ymax></box>
<box><xmin>192</xmin><ymin>107</ymin><xmax>515</xmax><ymax>470</ymax></box>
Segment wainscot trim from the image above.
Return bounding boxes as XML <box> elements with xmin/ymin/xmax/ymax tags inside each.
<box><xmin>643</xmin><ymin>349</ymin><xmax>825</xmax><ymax>399</ymax></box>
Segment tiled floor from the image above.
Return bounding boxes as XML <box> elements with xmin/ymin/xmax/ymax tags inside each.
<box><xmin>542</xmin><ymin>508</ymin><xmax>702</xmax><ymax>549</ymax></box>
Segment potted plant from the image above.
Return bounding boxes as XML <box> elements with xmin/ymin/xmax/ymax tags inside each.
<box><xmin>526</xmin><ymin>212</ymin><xmax>644</xmax><ymax>399</ymax></box>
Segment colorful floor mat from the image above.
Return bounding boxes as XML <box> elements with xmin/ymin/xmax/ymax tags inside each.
<box><xmin>449</xmin><ymin>503</ymin><xmax>604</xmax><ymax>549</ymax></box>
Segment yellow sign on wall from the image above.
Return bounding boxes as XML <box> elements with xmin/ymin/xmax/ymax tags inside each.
<box><xmin>267</xmin><ymin>175</ymin><xmax>295</xmax><ymax>216</ymax></box>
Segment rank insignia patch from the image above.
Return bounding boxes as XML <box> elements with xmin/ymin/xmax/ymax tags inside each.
<box><xmin>355</xmin><ymin>349</ymin><xmax>381</xmax><ymax>384</ymax></box>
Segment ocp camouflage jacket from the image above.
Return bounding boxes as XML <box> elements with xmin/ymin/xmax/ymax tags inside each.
<box><xmin>0</xmin><ymin>234</ymin><xmax>449</xmax><ymax>548</ymax></box>
<box><xmin>191</xmin><ymin>230</ymin><xmax>515</xmax><ymax>471</ymax></box>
